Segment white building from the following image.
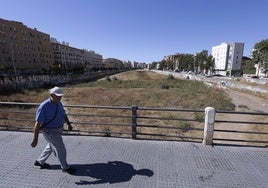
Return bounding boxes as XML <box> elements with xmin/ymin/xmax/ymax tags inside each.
<box><xmin>212</xmin><ymin>42</ymin><xmax>244</xmax><ymax>76</ymax></box>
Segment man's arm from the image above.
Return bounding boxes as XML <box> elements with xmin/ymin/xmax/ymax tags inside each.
<box><xmin>31</xmin><ymin>121</ymin><xmax>41</xmax><ymax>147</ymax></box>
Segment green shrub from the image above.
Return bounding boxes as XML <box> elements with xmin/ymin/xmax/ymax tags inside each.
<box><xmin>103</xmin><ymin>128</ymin><xmax>111</xmax><ymax>137</ymax></box>
<box><xmin>178</xmin><ymin>122</ymin><xmax>192</xmax><ymax>133</ymax></box>
<box><xmin>161</xmin><ymin>84</ymin><xmax>170</xmax><ymax>89</ymax></box>
<box><xmin>193</xmin><ymin>112</ymin><xmax>204</xmax><ymax>122</ymax></box>
<box><xmin>105</xmin><ymin>76</ymin><xmax>111</xmax><ymax>81</ymax></box>
<box><xmin>112</xmin><ymin>77</ymin><xmax>118</xmax><ymax>81</ymax></box>
<box><xmin>238</xmin><ymin>104</ymin><xmax>248</xmax><ymax>109</ymax></box>
<box><xmin>168</xmin><ymin>74</ymin><xmax>174</xmax><ymax>79</ymax></box>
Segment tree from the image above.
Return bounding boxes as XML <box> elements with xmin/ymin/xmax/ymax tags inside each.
<box><xmin>166</xmin><ymin>60</ymin><xmax>174</xmax><ymax>70</ymax></box>
<box><xmin>149</xmin><ymin>62</ymin><xmax>158</xmax><ymax>70</ymax></box>
<box><xmin>158</xmin><ymin>60</ymin><xmax>167</xmax><ymax>70</ymax></box>
<box><xmin>204</xmin><ymin>55</ymin><xmax>214</xmax><ymax>74</ymax></box>
<box><xmin>241</xmin><ymin>56</ymin><xmax>255</xmax><ymax>74</ymax></box>
<box><xmin>195</xmin><ymin>50</ymin><xmax>208</xmax><ymax>73</ymax></box>
<box><xmin>252</xmin><ymin>39</ymin><xmax>268</xmax><ymax>76</ymax></box>
<box><xmin>178</xmin><ymin>54</ymin><xmax>194</xmax><ymax>71</ymax></box>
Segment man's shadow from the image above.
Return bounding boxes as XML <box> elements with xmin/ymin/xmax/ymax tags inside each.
<box><xmin>50</xmin><ymin>161</ymin><xmax>154</xmax><ymax>185</ymax></box>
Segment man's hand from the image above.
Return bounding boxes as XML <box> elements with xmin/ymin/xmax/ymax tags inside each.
<box><xmin>31</xmin><ymin>139</ymin><xmax>38</xmax><ymax>147</ymax></box>
<box><xmin>31</xmin><ymin>121</ymin><xmax>40</xmax><ymax>148</ymax></box>
<box><xmin>67</xmin><ymin>123</ymin><xmax>73</xmax><ymax>131</ymax></box>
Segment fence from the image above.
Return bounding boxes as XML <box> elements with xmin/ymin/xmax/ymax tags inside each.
<box><xmin>214</xmin><ymin>109</ymin><xmax>268</xmax><ymax>147</ymax></box>
<box><xmin>0</xmin><ymin>102</ymin><xmax>267</xmax><ymax>147</ymax></box>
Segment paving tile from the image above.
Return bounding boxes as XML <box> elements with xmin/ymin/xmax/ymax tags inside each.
<box><xmin>0</xmin><ymin>131</ymin><xmax>267</xmax><ymax>188</ymax></box>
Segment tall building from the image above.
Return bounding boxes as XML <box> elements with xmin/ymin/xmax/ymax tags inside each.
<box><xmin>50</xmin><ymin>38</ymin><xmax>85</xmax><ymax>74</ymax></box>
<box><xmin>83</xmin><ymin>50</ymin><xmax>102</xmax><ymax>71</ymax></box>
<box><xmin>0</xmin><ymin>18</ymin><xmax>54</xmax><ymax>74</ymax></box>
<box><xmin>211</xmin><ymin>42</ymin><xmax>244</xmax><ymax>76</ymax></box>
<box><xmin>164</xmin><ymin>53</ymin><xmax>180</xmax><ymax>70</ymax></box>
<box><xmin>103</xmin><ymin>58</ymin><xmax>123</xmax><ymax>70</ymax></box>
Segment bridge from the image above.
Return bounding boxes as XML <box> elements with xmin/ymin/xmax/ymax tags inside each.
<box><xmin>0</xmin><ymin>102</ymin><xmax>268</xmax><ymax>187</ymax></box>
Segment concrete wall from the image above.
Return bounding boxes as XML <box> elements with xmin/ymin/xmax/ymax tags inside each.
<box><xmin>0</xmin><ymin>74</ymin><xmax>72</xmax><ymax>90</ymax></box>
<box><xmin>0</xmin><ymin>70</ymin><xmax>126</xmax><ymax>92</ymax></box>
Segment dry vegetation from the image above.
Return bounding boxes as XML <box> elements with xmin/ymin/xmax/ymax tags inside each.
<box><xmin>0</xmin><ymin>70</ymin><xmax>267</xmax><ymax>146</ymax></box>
<box><xmin>64</xmin><ymin>70</ymin><xmax>235</xmax><ymax>110</ymax></box>
<box><xmin>1</xmin><ymin>70</ymin><xmax>267</xmax><ymax>146</ymax></box>
<box><xmin>0</xmin><ymin>70</ymin><xmax>237</xmax><ymax>142</ymax></box>
<box><xmin>0</xmin><ymin>70</ymin><xmax>235</xmax><ymax>110</ymax></box>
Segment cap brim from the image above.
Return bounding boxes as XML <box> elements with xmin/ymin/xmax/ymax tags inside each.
<box><xmin>53</xmin><ymin>93</ymin><xmax>64</xmax><ymax>96</ymax></box>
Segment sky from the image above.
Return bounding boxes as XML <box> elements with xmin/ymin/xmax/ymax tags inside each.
<box><xmin>1</xmin><ymin>0</ymin><xmax>268</xmax><ymax>63</ymax></box>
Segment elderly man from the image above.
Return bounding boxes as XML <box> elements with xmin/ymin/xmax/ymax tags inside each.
<box><xmin>31</xmin><ymin>86</ymin><xmax>75</xmax><ymax>174</ymax></box>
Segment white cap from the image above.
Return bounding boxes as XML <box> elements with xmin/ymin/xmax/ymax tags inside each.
<box><xmin>49</xmin><ymin>87</ymin><xmax>64</xmax><ymax>96</ymax></box>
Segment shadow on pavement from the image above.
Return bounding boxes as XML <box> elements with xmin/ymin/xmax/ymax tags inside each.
<box><xmin>49</xmin><ymin>161</ymin><xmax>154</xmax><ymax>185</ymax></box>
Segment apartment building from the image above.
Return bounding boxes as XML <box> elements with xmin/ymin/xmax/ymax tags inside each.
<box><xmin>83</xmin><ymin>50</ymin><xmax>103</xmax><ymax>70</ymax></box>
<box><xmin>0</xmin><ymin>17</ymin><xmax>136</xmax><ymax>76</ymax></box>
<box><xmin>164</xmin><ymin>53</ymin><xmax>180</xmax><ymax>70</ymax></box>
<box><xmin>50</xmin><ymin>38</ymin><xmax>85</xmax><ymax>74</ymax></box>
<box><xmin>0</xmin><ymin>18</ymin><xmax>54</xmax><ymax>74</ymax></box>
<box><xmin>103</xmin><ymin>58</ymin><xmax>123</xmax><ymax>70</ymax></box>
<box><xmin>212</xmin><ymin>42</ymin><xmax>244</xmax><ymax>76</ymax></box>
<box><xmin>0</xmin><ymin>18</ymin><xmax>104</xmax><ymax>75</ymax></box>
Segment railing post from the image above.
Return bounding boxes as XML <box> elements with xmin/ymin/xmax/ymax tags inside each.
<box><xmin>202</xmin><ymin>107</ymin><xmax>215</xmax><ymax>145</ymax></box>
<box><xmin>131</xmin><ymin>105</ymin><xmax>137</xmax><ymax>139</ymax></box>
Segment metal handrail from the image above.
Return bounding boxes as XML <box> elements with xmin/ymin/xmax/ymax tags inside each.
<box><xmin>0</xmin><ymin>102</ymin><xmax>268</xmax><ymax>146</ymax></box>
<box><xmin>216</xmin><ymin>110</ymin><xmax>268</xmax><ymax>116</ymax></box>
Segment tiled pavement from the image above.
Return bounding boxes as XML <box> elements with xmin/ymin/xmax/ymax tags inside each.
<box><xmin>0</xmin><ymin>131</ymin><xmax>267</xmax><ymax>188</ymax></box>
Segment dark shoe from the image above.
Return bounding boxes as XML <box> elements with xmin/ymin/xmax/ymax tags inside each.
<box><xmin>34</xmin><ymin>161</ymin><xmax>50</xmax><ymax>169</ymax></box>
<box><xmin>62</xmin><ymin>167</ymin><xmax>76</xmax><ymax>175</ymax></box>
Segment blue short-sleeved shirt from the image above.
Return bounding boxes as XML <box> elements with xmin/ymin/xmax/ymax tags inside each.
<box><xmin>35</xmin><ymin>98</ymin><xmax>66</xmax><ymax>128</ymax></box>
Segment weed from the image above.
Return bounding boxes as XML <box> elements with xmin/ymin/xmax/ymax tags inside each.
<box><xmin>112</xmin><ymin>77</ymin><xmax>118</xmax><ymax>81</ymax></box>
<box><xmin>193</xmin><ymin>112</ymin><xmax>204</xmax><ymax>122</ymax></box>
<box><xmin>105</xmin><ymin>76</ymin><xmax>112</xmax><ymax>81</ymax></box>
<box><xmin>103</xmin><ymin>128</ymin><xmax>111</xmax><ymax>137</ymax></box>
<box><xmin>168</xmin><ymin>74</ymin><xmax>174</xmax><ymax>79</ymax></box>
<box><xmin>238</xmin><ymin>104</ymin><xmax>248</xmax><ymax>109</ymax></box>
<box><xmin>161</xmin><ymin>84</ymin><xmax>170</xmax><ymax>89</ymax></box>
<box><xmin>178</xmin><ymin>122</ymin><xmax>192</xmax><ymax>133</ymax></box>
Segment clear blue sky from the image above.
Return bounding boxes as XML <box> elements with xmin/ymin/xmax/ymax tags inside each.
<box><xmin>1</xmin><ymin>0</ymin><xmax>268</xmax><ymax>63</ymax></box>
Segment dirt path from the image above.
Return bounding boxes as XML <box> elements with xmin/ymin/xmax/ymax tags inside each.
<box><xmin>215</xmin><ymin>87</ymin><xmax>268</xmax><ymax>146</ymax></box>
<box><xmin>225</xmin><ymin>88</ymin><xmax>268</xmax><ymax>112</ymax></box>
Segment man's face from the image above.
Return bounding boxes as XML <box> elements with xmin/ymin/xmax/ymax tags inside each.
<box><xmin>51</xmin><ymin>94</ymin><xmax>62</xmax><ymax>103</ymax></box>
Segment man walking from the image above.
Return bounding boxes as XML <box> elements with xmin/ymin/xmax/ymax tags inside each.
<box><xmin>31</xmin><ymin>86</ymin><xmax>75</xmax><ymax>174</ymax></box>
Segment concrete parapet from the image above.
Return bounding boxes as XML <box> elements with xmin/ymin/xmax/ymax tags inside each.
<box><xmin>202</xmin><ymin>107</ymin><xmax>215</xmax><ymax>145</ymax></box>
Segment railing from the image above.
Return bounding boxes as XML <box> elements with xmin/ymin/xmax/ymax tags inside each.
<box><xmin>0</xmin><ymin>102</ymin><xmax>267</xmax><ymax>147</ymax></box>
<box><xmin>214</xmin><ymin>110</ymin><xmax>268</xmax><ymax>147</ymax></box>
